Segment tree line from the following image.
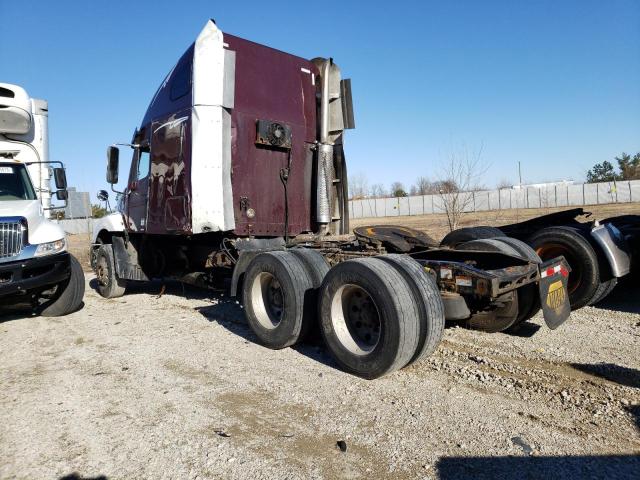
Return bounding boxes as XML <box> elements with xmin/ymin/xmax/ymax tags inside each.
<box><xmin>586</xmin><ymin>152</ymin><xmax>640</xmax><ymax>183</ymax></box>
<box><xmin>349</xmin><ymin>175</ymin><xmax>462</xmax><ymax>200</ymax></box>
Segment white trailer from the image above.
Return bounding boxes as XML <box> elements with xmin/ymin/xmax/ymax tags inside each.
<box><xmin>0</xmin><ymin>83</ymin><xmax>84</xmax><ymax>316</ymax></box>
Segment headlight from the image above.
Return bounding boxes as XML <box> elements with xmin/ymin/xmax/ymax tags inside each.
<box><xmin>34</xmin><ymin>238</ymin><xmax>67</xmax><ymax>256</ymax></box>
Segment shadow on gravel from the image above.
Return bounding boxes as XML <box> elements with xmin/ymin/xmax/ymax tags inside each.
<box><xmin>571</xmin><ymin>362</ymin><xmax>640</xmax><ymax>389</ymax></box>
<box><xmin>59</xmin><ymin>474</ymin><xmax>108</xmax><ymax>480</ymax></box>
<box><xmin>501</xmin><ymin>322</ymin><xmax>542</xmax><ymax>337</ymax></box>
<box><xmin>0</xmin><ymin>306</ymin><xmax>35</xmax><ymax>323</ymax></box>
<box><xmin>436</xmin><ymin>454</ymin><xmax>640</xmax><ymax>479</ymax></box>
<box><xmin>194</xmin><ymin>292</ymin><xmax>342</xmax><ymax>372</ymax></box>
<box><xmin>592</xmin><ymin>278</ymin><xmax>640</xmax><ymax>314</ymax></box>
<box><xmin>626</xmin><ymin>405</ymin><xmax>640</xmax><ymax>432</ymax></box>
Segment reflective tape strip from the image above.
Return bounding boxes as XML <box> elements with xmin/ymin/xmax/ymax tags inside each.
<box><xmin>541</xmin><ymin>264</ymin><xmax>568</xmax><ymax>278</ymax></box>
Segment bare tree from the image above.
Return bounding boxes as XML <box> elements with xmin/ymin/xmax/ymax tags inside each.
<box><xmin>411</xmin><ymin>176</ymin><xmax>435</xmax><ymax>195</ymax></box>
<box><xmin>437</xmin><ymin>145</ymin><xmax>488</xmax><ymax>231</ymax></box>
<box><xmin>370</xmin><ymin>183</ymin><xmax>387</xmax><ymax>198</ymax></box>
<box><xmin>348</xmin><ymin>172</ymin><xmax>369</xmax><ymax>199</ymax></box>
<box><xmin>496</xmin><ymin>178</ymin><xmax>512</xmax><ymax>190</ymax></box>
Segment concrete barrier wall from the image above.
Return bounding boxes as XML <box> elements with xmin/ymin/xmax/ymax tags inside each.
<box><xmin>55</xmin><ymin>218</ymin><xmax>95</xmax><ymax>235</ymax></box>
<box><xmin>349</xmin><ymin>179</ymin><xmax>640</xmax><ymax>219</ymax></box>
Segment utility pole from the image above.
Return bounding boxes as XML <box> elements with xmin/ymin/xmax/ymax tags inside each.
<box><xmin>518</xmin><ymin>161</ymin><xmax>523</xmax><ymax>188</ymax></box>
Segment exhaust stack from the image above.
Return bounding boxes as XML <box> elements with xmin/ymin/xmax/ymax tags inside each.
<box><xmin>312</xmin><ymin>58</ymin><xmax>355</xmax><ymax>235</ymax></box>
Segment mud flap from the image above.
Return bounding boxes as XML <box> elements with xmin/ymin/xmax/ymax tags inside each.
<box><xmin>538</xmin><ymin>257</ymin><xmax>571</xmax><ymax>329</ymax></box>
<box><xmin>112</xmin><ymin>236</ymin><xmax>149</xmax><ymax>282</ymax></box>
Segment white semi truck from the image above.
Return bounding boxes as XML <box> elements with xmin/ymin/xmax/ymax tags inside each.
<box><xmin>0</xmin><ymin>83</ymin><xmax>84</xmax><ymax>316</ymax></box>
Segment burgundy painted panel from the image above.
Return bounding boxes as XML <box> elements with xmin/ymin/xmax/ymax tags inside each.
<box><xmin>136</xmin><ymin>32</ymin><xmax>319</xmax><ymax>238</ymax></box>
<box><xmin>147</xmin><ymin>110</ymin><xmax>192</xmax><ymax>234</ymax></box>
<box><xmin>224</xmin><ymin>34</ymin><xmax>318</xmax><ymax>236</ymax></box>
<box><xmin>142</xmin><ymin>46</ymin><xmax>194</xmax><ymax>127</ymax></box>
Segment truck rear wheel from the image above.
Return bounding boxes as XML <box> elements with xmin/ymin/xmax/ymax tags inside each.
<box><xmin>457</xmin><ymin>239</ymin><xmax>521</xmax><ymax>332</ymax></box>
<box><xmin>377</xmin><ymin>254</ymin><xmax>445</xmax><ymax>365</ymax></box>
<box><xmin>440</xmin><ymin>226</ymin><xmax>505</xmax><ymax>248</ymax></box>
<box><xmin>527</xmin><ymin>226</ymin><xmax>599</xmax><ymax>310</ymax></box>
<box><xmin>467</xmin><ymin>292</ymin><xmax>519</xmax><ymax>332</ymax></box>
<box><xmin>39</xmin><ymin>254</ymin><xmax>85</xmax><ymax>317</ymax></box>
<box><xmin>492</xmin><ymin>237</ymin><xmax>542</xmax><ymax>326</ymax></box>
<box><xmin>588</xmin><ymin>277</ymin><xmax>617</xmax><ymax>305</ymax></box>
<box><xmin>318</xmin><ymin>258</ymin><xmax>420</xmax><ymax>379</ymax></box>
<box><xmin>242</xmin><ymin>251</ymin><xmax>314</xmax><ymax>349</ymax></box>
<box><xmin>289</xmin><ymin>248</ymin><xmax>330</xmax><ymax>286</ymax></box>
<box><xmin>94</xmin><ymin>244</ymin><xmax>126</xmax><ymax>299</ymax></box>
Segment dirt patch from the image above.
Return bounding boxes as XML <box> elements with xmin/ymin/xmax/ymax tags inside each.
<box><xmin>66</xmin><ymin>233</ymin><xmax>91</xmax><ymax>271</ymax></box>
<box><xmin>350</xmin><ymin>203</ymin><xmax>640</xmax><ymax>242</ymax></box>
<box><xmin>0</xmin><ymin>276</ymin><xmax>638</xmax><ymax>479</ymax></box>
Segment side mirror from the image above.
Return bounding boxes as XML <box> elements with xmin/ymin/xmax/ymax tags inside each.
<box><xmin>53</xmin><ymin>167</ymin><xmax>67</xmax><ymax>189</ymax></box>
<box><xmin>340</xmin><ymin>78</ymin><xmax>355</xmax><ymax>130</ymax></box>
<box><xmin>107</xmin><ymin>146</ymin><xmax>120</xmax><ymax>184</ymax></box>
<box><xmin>56</xmin><ymin>189</ymin><xmax>68</xmax><ymax>201</ymax></box>
<box><xmin>97</xmin><ymin>189</ymin><xmax>109</xmax><ymax>202</ymax></box>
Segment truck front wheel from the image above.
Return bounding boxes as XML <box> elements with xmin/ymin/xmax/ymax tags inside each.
<box><xmin>94</xmin><ymin>244</ymin><xmax>126</xmax><ymax>299</ymax></box>
<box><xmin>39</xmin><ymin>254</ymin><xmax>85</xmax><ymax>317</ymax></box>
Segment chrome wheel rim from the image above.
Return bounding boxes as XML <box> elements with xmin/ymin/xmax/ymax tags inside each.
<box><xmin>96</xmin><ymin>255</ymin><xmax>109</xmax><ymax>287</ymax></box>
<box><xmin>330</xmin><ymin>284</ymin><xmax>381</xmax><ymax>355</ymax></box>
<box><xmin>251</xmin><ymin>272</ymin><xmax>284</xmax><ymax>329</ymax></box>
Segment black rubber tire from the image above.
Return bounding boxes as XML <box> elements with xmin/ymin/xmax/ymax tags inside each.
<box><xmin>493</xmin><ymin>237</ymin><xmax>541</xmax><ymax>263</ymax></box>
<box><xmin>289</xmin><ymin>248</ymin><xmax>331</xmax><ymax>341</ymax></box>
<box><xmin>94</xmin><ymin>244</ymin><xmax>126</xmax><ymax>299</ymax></box>
<box><xmin>589</xmin><ymin>277</ymin><xmax>618</xmax><ymax>305</ymax></box>
<box><xmin>242</xmin><ymin>251</ymin><xmax>314</xmax><ymax>349</ymax></box>
<box><xmin>493</xmin><ymin>237</ymin><xmax>543</xmax><ymax>325</ymax></box>
<box><xmin>440</xmin><ymin>226</ymin><xmax>505</xmax><ymax>248</ymax></box>
<box><xmin>89</xmin><ymin>237</ymin><xmax>103</xmax><ymax>270</ymax></box>
<box><xmin>39</xmin><ymin>254</ymin><xmax>85</xmax><ymax>317</ymax></box>
<box><xmin>457</xmin><ymin>238</ymin><xmax>522</xmax><ymax>332</ymax></box>
<box><xmin>318</xmin><ymin>258</ymin><xmax>420</xmax><ymax>379</ymax></box>
<box><xmin>378</xmin><ymin>254</ymin><xmax>445</xmax><ymax>365</ymax></box>
<box><xmin>457</xmin><ymin>238</ymin><xmax>520</xmax><ymax>255</ymax></box>
<box><xmin>289</xmin><ymin>248</ymin><xmax>330</xmax><ymax>287</ymax></box>
<box><xmin>527</xmin><ymin>226</ymin><xmax>599</xmax><ymax>310</ymax></box>
<box><xmin>466</xmin><ymin>292</ymin><xmax>519</xmax><ymax>333</ymax></box>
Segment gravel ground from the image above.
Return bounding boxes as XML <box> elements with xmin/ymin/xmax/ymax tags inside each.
<box><xmin>1</xmin><ymin>275</ymin><xmax>639</xmax><ymax>480</ymax></box>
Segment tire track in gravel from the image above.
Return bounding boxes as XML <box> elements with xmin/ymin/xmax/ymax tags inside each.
<box><xmin>407</xmin><ymin>338</ymin><xmax>640</xmax><ymax>451</ymax></box>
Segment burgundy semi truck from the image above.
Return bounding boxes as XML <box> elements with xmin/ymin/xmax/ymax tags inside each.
<box><xmin>92</xmin><ymin>20</ymin><xmax>571</xmax><ymax>378</ymax></box>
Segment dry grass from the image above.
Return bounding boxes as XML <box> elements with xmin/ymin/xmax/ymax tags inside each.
<box><xmin>65</xmin><ymin>203</ymin><xmax>640</xmax><ymax>268</ymax></box>
<box><xmin>66</xmin><ymin>233</ymin><xmax>91</xmax><ymax>271</ymax></box>
<box><xmin>350</xmin><ymin>203</ymin><xmax>640</xmax><ymax>242</ymax></box>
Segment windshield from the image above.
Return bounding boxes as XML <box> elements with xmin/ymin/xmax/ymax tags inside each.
<box><xmin>0</xmin><ymin>164</ymin><xmax>37</xmax><ymax>201</ymax></box>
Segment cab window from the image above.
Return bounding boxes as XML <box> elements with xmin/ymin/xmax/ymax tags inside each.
<box><xmin>170</xmin><ymin>61</ymin><xmax>191</xmax><ymax>101</ymax></box>
<box><xmin>0</xmin><ymin>164</ymin><xmax>37</xmax><ymax>200</ymax></box>
<box><xmin>137</xmin><ymin>150</ymin><xmax>150</xmax><ymax>181</ymax></box>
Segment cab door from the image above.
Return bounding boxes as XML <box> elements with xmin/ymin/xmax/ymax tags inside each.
<box><xmin>126</xmin><ymin>145</ymin><xmax>151</xmax><ymax>231</ymax></box>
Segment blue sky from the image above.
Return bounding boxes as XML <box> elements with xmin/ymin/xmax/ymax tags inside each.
<box><xmin>1</xmin><ymin>0</ymin><xmax>638</xmax><ymax>200</ymax></box>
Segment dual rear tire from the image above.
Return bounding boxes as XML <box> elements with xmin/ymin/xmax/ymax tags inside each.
<box><xmin>442</xmin><ymin>225</ymin><xmax>617</xmax><ymax>309</ymax></box>
<box><xmin>242</xmin><ymin>250</ymin><xmax>319</xmax><ymax>349</ymax></box>
<box><xmin>242</xmin><ymin>250</ymin><xmax>445</xmax><ymax>379</ymax></box>
<box><xmin>456</xmin><ymin>237</ymin><xmax>542</xmax><ymax>331</ymax></box>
